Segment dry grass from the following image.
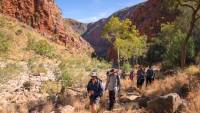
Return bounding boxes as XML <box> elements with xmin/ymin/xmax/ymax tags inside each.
<box><xmin>144</xmin><ymin>73</ymin><xmax>189</xmax><ymax>96</ymax></box>
<box><xmin>186</xmin><ymin>89</ymin><xmax>200</xmax><ymax>113</ymax></box>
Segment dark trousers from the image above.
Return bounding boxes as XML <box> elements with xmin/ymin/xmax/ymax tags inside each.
<box><xmin>146</xmin><ymin>77</ymin><xmax>152</xmax><ymax>87</ymax></box>
<box><xmin>109</xmin><ymin>90</ymin><xmax>116</xmax><ymax>110</ymax></box>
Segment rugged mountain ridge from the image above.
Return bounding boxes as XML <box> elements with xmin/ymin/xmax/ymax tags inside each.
<box><xmin>0</xmin><ymin>0</ymin><xmax>91</xmax><ymax>51</ymax></box>
<box><xmin>83</xmin><ymin>0</ymin><xmax>176</xmax><ymax>57</ymax></box>
<box><xmin>64</xmin><ymin>18</ymin><xmax>87</xmax><ymax>35</ymax></box>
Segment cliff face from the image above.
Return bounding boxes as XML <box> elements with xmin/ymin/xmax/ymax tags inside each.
<box><xmin>64</xmin><ymin>18</ymin><xmax>88</xmax><ymax>35</ymax></box>
<box><xmin>0</xmin><ymin>0</ymin><xmax>64</xmax><ymax>36</ymax></box>
<box><xmin>83</xmin><ymin>0</ymin><xmax>176</xmax><ymax>57</ymax></box>
<box><xmin>0</xmin><ymin>0</ymin><xmax>91</xmax><ymax>51</ymax></box>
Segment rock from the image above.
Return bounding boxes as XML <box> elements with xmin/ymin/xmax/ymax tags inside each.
<box><xmin>59</xmin><ymin>105</ymin><xmax>75</xmax><ymax>113</ymax></box>
<box><xmin>179</xmin><ymin>84</ymin><xmax>190</xmax><ymax>97</ymax></box>
<box><xmin>64</xmin><ymin>18</ymin><xmax>87</xmax><ymax>35</ymax></box>
<box><xmin>0</xmin><ymin>0</ymin><xmax>91</xmax><ymax>52</ymax></box>
<box><xmin>137</xmin><ymin>96</ymin><xmax>151</xmax><ymax>108</ymax></box>
<box><xmin>22</xmin><ymin>81</ymin><xmax>32</xmax><ymax>91</ymax></box>
<box><xmin>147</xmin><ymin>93</ymin><xmax>182</xmax><ymax>113</ymax></box>
<box><xmin>120</xmin><ymin>95</ymin><xmax>140</xmax><ymax>103</ymax></box>
<box><xmin>58</xmin><ymin>89</ymin><xmax>78</xmax><ymax>106</ymax></box>
<box><xmin>83</xmin><ymin>0</ymin><xmax>176</xmax><ymax>57</ymax></box>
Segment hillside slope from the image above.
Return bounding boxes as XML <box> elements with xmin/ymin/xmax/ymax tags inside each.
<box><xmin>0</xmin><ymin>0</ymin><xmax>90</xmax><ymax>50</ymax></box>
<box><xmin>0</xmin><ymin>15</ymin><xmax>110</xmax><ymax>113</ymax></box>
<box><xmin>83</xmin><ymin>0</ymin><xmax>176</xmax><ymax>56</ymax></box>
<box><xmin>64</xmin><ymin>18</ymin><xmax>88</xmax><ymax>35</ymax></box>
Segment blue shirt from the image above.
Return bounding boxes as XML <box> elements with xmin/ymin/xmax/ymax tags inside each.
<box><xmin>87</xmin><ymin>79</ymin><xmax>103</xmax><ymax>100</ymax></box>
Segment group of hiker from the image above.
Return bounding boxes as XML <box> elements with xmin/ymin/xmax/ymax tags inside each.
<box><xmin>130</xmin><ymin>65</ymin><xmax>155</xmax><ymax>89</ymax></box>
<box><xmin>86</xmin><ymin>65</ymin><xmax>155</xmax><ymax>113</ymax></box>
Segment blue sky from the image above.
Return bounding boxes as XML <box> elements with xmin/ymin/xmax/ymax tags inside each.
<box><xmin>56</xmin><ymin>0</ymin><xmax>146</xmax><ymax>23</ymax></box>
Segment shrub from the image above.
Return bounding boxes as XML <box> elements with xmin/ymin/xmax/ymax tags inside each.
<box><xmin>27</xmin><ymin>38</ymin><xmax>55</xmax><ymax>58</ymax></box>
<box><xmin>40</xmin><ymin>81</ymin><xmax>61</xmax><ymax>95</ymax></box>
<box><xmin>164</xmin><ymin>34</ymin><xmax>195</xmax><ymax>66</ymax></box>
<box><xmin>0</xmin><ymin>63</ymin><xmax>21</xmax><ymax>83</ymax></box>
<box><xmin>159</xmin><ymin>23</ymin><xmax>196</xmax><ymax>67</ymax></box>
<box><xmin>59</xmin><ymin>61</ymin><xmax>73</xmax><ymax>87</ymax></box>
<box><xmin>0</xmin><ymin>32</ymin><xmax>11</xmax><ymax>53</ymax></box>
<box><xmin>195</xmin><ymin>52</ymin><xmax>200</xmax><ymax>65</ymax></box>
<box><xmin>0</xmin><ymin>17</ymin><xmax>6</xmax><ymax>27</ymax></box>
<box><xmin>146</xmin><ymin>44</ymin><xmax>166</xmax><ymax>63</ymax></box>
<box><xmin>122</xmin><ymin>62</ymin><xmax>131</xmax><ymax>73</ymax></box>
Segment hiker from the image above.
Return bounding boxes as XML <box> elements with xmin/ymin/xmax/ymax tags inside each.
<box><xmin>87</xmin><ymin>71</ymin><xmax>104</xmax><ymax>113</ymax></box>
<box><xmin>146</xmin><ymin>65</ymin><xmax>155</xmax><ymax>87</ymax></box>
<box><xmin>136</xmin><ymin>66</ymin><xmax>145</xmax><ymax>89</ymax></box>
<box><xmin>129</xmin><ymin>68</ymin><xmax>135</xmax><ymax>81</ymax></box>
<box><xmin>105</xmin><ymin>68</ymin><xmax>121</xmax><ymax>111</ymax></box>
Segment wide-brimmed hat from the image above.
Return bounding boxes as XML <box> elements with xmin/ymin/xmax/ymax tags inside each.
<box><xmin>90</xmin><ymin>71</ymin><xmax>98</xmax><ymax>77</ymax></box>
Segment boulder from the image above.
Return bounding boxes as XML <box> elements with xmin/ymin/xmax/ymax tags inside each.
<box><xmin>120</xmin><ymin>95</ymin><xmax>140</xmax><ymax>103</ymax></box>
<box><xmin>137</xmin><ymin>96</ymin><xmax>151</xmax><ymax>108</ymax></box>
<box><xmin>147</xmin><ymin>93</ymin><xmax>182</xmax><ymax>113</ymax></box>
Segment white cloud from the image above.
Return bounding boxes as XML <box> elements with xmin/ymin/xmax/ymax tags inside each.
<box><xmin>78</xmin><ymin>11</ymin><xmax>110</xmax><ymax>23</ymax></box>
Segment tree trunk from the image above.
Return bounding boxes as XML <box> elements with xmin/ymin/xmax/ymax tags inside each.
<box><xmin>178</xmin><ymin>0</ymin><xmax>200</xmax><ymax>68</ymax></box>
<box><xmin>181</xmin><ymin>42</ymin><xmax>187</xmax><ymax>68</ymax></box>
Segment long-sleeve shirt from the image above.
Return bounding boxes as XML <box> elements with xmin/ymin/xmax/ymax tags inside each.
<box><xmin>87</xmin><ymin>79</ymin><xmax>103</xmax><ymax>100</ymax></box>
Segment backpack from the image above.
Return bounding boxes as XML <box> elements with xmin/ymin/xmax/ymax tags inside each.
<box><xmin>137</xmin><ymin>70</ymin><xmax>145</xmax><ymax>79</ymax></box>
<box><xmin>108</xmin><ymin>73</ymin><xmax>121</xmax><ymax>88</ymax></box>
<box><xmin>87</xmin><ymin>78</ymin><xmax>104</xmax><ymax>97</ymax></box>
<box><xmin>97</xmin><ymin>78</ymin><xmax>104</xmax><ymax>97</ymax></box>
<box><xmin>147</xmin><ymin>69</ymin><xmax>154</xmax><ymax>78</ymax></box>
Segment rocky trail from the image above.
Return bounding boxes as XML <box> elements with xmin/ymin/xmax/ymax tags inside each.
<box><xmin>0</xmin><ymin>60</ymin><xmax>199</xmax><ymax>113</ymax></box>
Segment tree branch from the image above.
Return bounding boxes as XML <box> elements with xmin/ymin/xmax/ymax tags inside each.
<box><xmin>196</xmin><ymin>14</ymin><xmax>200</xmax><ymax>20</ymax></box>
<box><xmin>177</xmin><ymin>0</ymin><xmax>195</xmax><ymax>11</ymax></box>
<box><xmin>194</xmin><ymin>24</ymin><xmax>200</xmax><ymax>31</ymax></box>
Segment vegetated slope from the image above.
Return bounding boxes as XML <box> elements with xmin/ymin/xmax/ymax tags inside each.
<box><xmin>0</xmin><ymin>0</ymin><xmax>91</xmax><ymax>51</ymax></box>
<box><xmin>83</xmin><ymin>0</ymin><xmax>176</xmax><ymax>57</ymax></box>
<box><xmin>0</xmin><ymin>15</ymin><xmax>110</xmax><ymax>113</ymax></box>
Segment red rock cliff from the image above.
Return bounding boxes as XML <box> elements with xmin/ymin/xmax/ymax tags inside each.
<box><xmin>0</xmin><ymin>0</ymin><xmax>91</xmax><ymax>52</ymax></box>
<box><xmin>83</xmin><ymin>0</ymin><xmax>176</xmax><ymax>57</ymax></box>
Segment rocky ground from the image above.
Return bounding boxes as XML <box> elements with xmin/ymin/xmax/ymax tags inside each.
<box><xmin>0</xmin><ymin>60</ymin><xmax>199</xmax><ymax>113</ymax></box>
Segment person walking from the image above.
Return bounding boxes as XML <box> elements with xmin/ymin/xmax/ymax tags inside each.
<box><xmin>146</xmin><ymin>65</ymin><xmax>155</xmax><ymax>87</ymax></box>
<box><xmin>87</xmin><ymin>71</ymin><xmax>104</xmax><ymax>113</ymax></box>
<box><xmin>129</xmin><ymin>68</ymin><xmax>135</xmax><ymax>81</ymax></box>
<box><xmin>105</xmin><ymin>69</ymin><xmax>121</xmax><ymax>111</ymax></box>
<box><xmin>136</xmin><ymin>66</ymin><xmax>145</xmax><ymax>90</ymax></box>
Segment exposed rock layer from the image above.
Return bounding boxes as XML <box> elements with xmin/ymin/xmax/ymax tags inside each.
<box><xmin>83</xmin><ymin>0</ymin><xmax>176</xmax><ymax>57</ymax></box>
<box><xmin>0</xmin><ymin>0</ymin><xmax>91</xmax><ymax>51</ymax></box>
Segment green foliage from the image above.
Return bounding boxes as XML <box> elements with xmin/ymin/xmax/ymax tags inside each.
<box><xmin>28</xmin><ymin>57</ymin><xmax>47</xmax><ymax>74</ymax></box>
<box><xmin>122</xmin><ymin>62</ymin><xmax>131</xmax><ymax>73</ymax></box>
<box><xmin>27</xmin><ymin>38</ymin><xmax>56</xmax><ymax>58</ymax></box>
<box><xmin>102</xmin><ymin>16</ymin><xmax>147</xmax><ymax>60</ymax></box>
<box><xmin>159</xmin><ymin>23</ymin><xmax>195</xmax><ymax>66</ymax></box>
<box><xmin>147</xmin><ymin>44</ymin><xmax>166</xmax><ymax>63</ymax></box>
<box><xmin>195</xmin><ymin>52</ymin><xmax>200</xmax><ymax>64</ymax></box>
<box><xmin>0</xmin><ymin>63</ymin><xmax>21</xmax><ymax>83</ymax></box>
<box><xmin>0</xmin><ymin>32</ymin><xmax>11</xmax><ymax>53</ymax></box>
<box><xmin>0</xmin><ymin>17</ymin><xmax>6</xmax><ymax>27</ymax></box>
<box><xmin>59</xmin><ymin>61</ymin><xmax>73</xmax><ymax>87</ymax></box>
<box><xmin>40</xmin><ymin>81</ymin><xmax>61</xmax><ymax>95</ymax></box>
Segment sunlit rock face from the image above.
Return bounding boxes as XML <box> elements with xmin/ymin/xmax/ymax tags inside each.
<box><xmin>83</xmin><ymin>0</ymin><xmax>176</xmax><ymax>58</ymax></box>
